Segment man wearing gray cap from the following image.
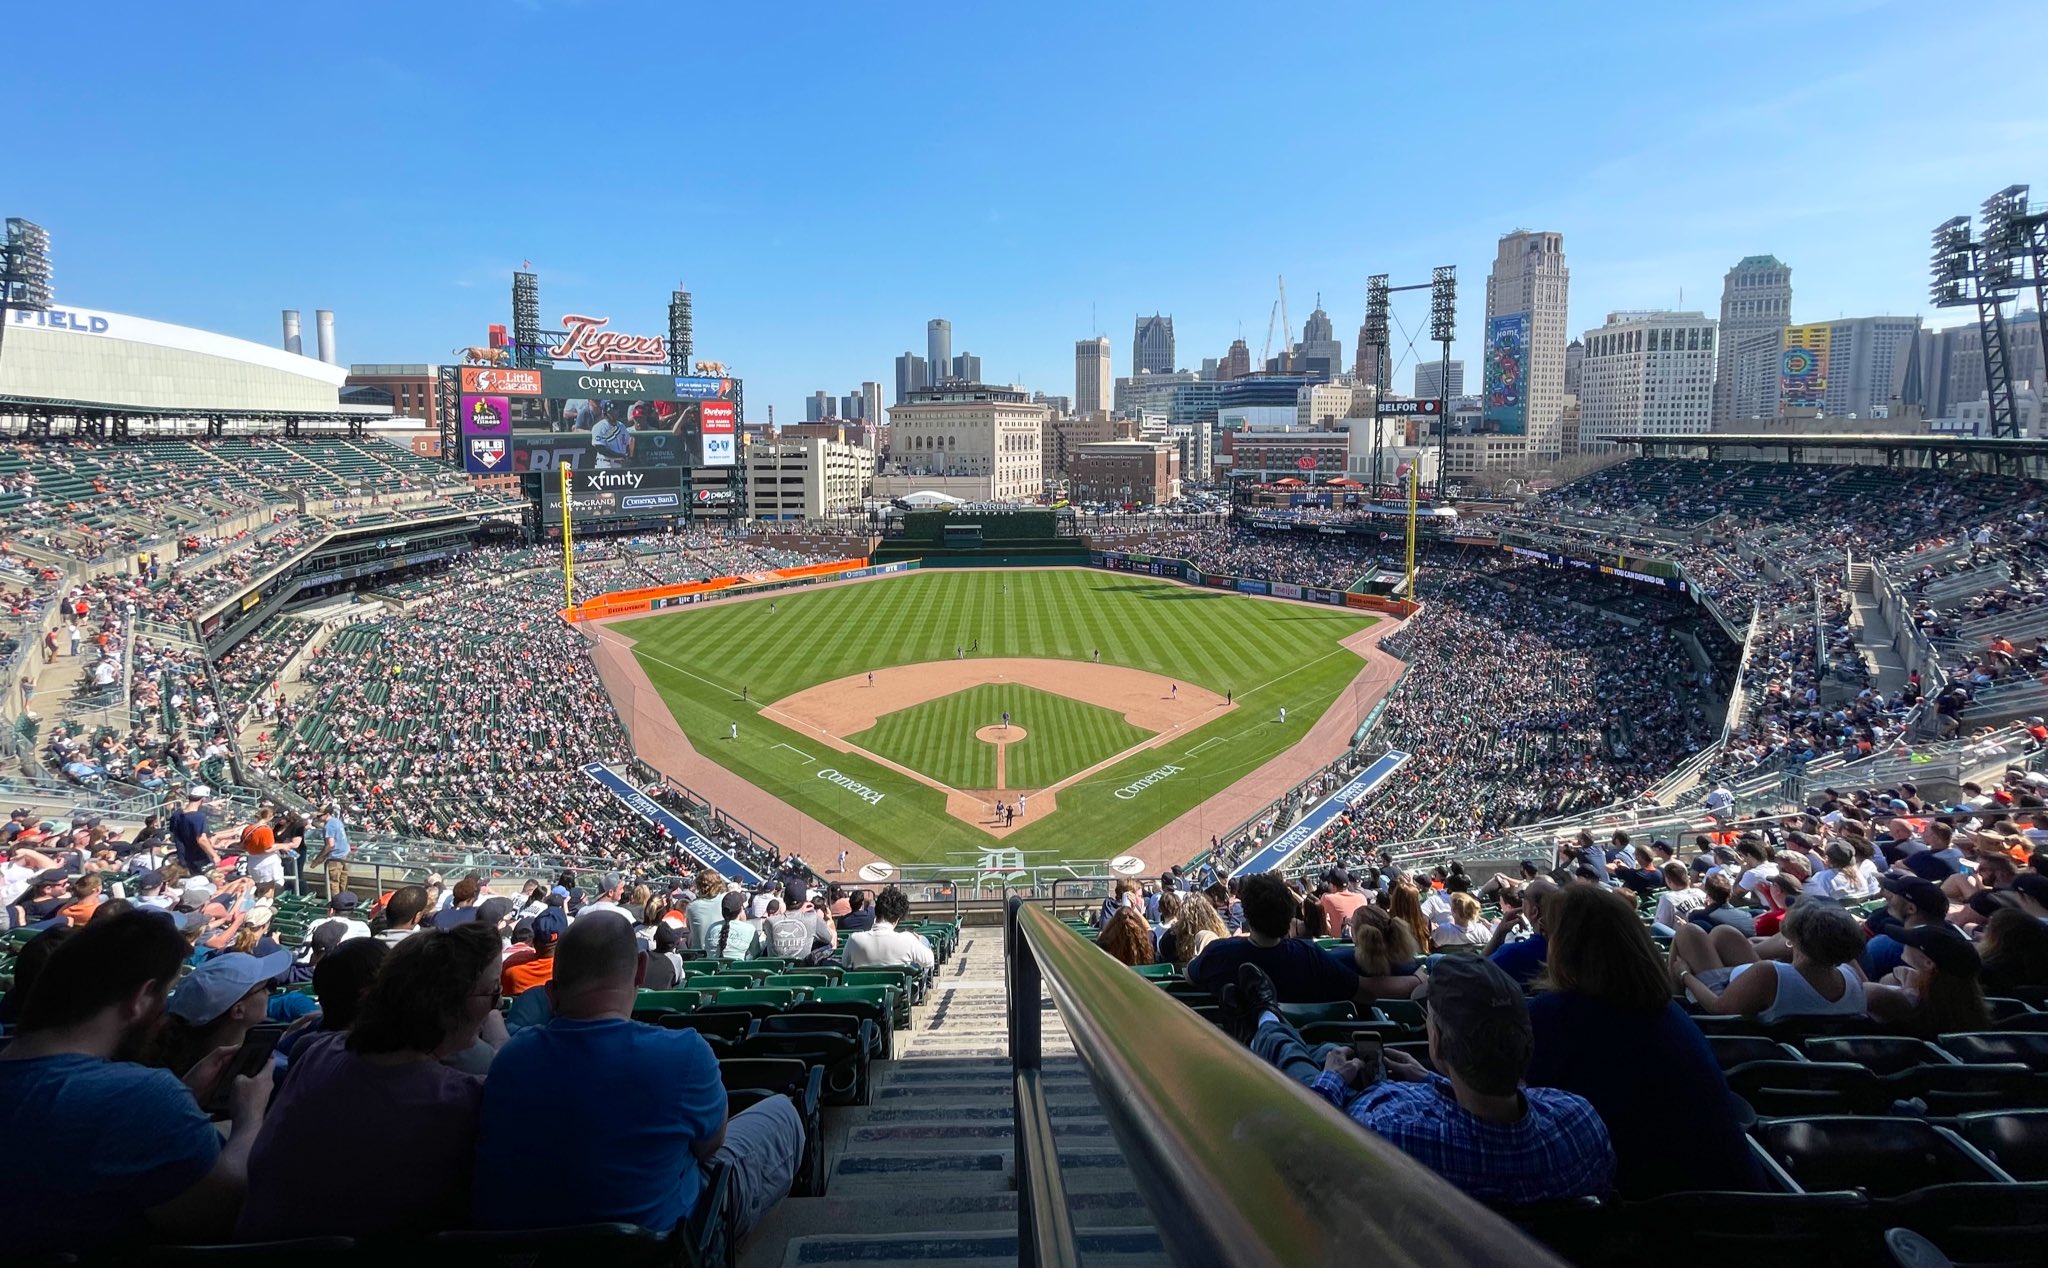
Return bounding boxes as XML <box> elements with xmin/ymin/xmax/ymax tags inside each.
<box><xmin>1239</xmin><ymin>956</ymin><xmax>1614</xmax><ymax>1204</ymax></box>
<box><xmin>574</xmin><ymin>872</ymin><xmax>635</xmax><ymax>927</ymax></box>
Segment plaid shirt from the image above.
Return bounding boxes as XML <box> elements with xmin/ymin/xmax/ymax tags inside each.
<box><xmin>1310</xmin><ymin>1071</ymin><xmax>1613</xmax><ymax>1204</ymax></box>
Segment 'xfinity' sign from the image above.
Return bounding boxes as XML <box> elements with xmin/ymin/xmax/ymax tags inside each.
<box><xmin>11</xmin><ymin>308</ymin><xmax>109</xmax><ymax>334</ymax></box>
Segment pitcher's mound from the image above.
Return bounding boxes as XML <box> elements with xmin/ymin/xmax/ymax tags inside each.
<box><xmin>974</xmin><ymin>725</ymin><xmax>1027</xmax><ymax>745</ymax></box>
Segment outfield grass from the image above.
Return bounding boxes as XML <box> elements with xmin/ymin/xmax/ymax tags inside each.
<box><xmin>614</xmin><ymin>569</ymin><xmax>1371</xmax><ymax>866</ymax></box>
<box><xmin>847</xmin><ymin>683</ymin><xmax>1152</xmax><ymax>791</ymax></box>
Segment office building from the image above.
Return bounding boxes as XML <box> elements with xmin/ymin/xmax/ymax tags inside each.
<box><xmin>1296</xmin><ymin>303</ymin><xmax>1343</xmax><ymax>378</ymax></box>
<box><xmin>1032</xmin><ymin>391</ymin><xmax>1073</xmax><ymax>418</ymax></box>
<box><xmin>805</xmin><ymin>390</ymin><xmax>832</xmax><ymax>422</ymax></box>
<box><xmin>1113</xmin><ymin>369</ymin><xmax>1197</xmax><ymax>417</ymax></box>
<box><xmin>1711</xmin><ymin>255</ymin><xmax>1792</xmax><ymax>428</ymax></box>
<box><xmin>1413</xmin><ymin>360</ymin><xmax>1466</xmax><ymax>401</ymax></box>
<box><xmin>1220</xmin><ymin>339</ymin><xmax>1252</xmax><ymax>381</ymax></box>
<box><xmin>1298</xmin><ymin>382</ymin><xmax>1354</xmax><ymax>428</ymax></box>
<box><xmin>1354</xmin><ymin>323</ymin><xmax>1386</xmax><ymax>392</ymax></box>
<box><xmin>1729</xmin><ymin>329</ymin><xmax>1784</xmax><ymax>423</ymax></box>
<box><xmin>1483</xmin><ymin>229</ymin><xmax>1571</xmax><ymax>460</ymax></box>
<box><xmin>744</xmin><ymin>435</ymin><xmax>872</xmax><ymax>520</ymax></box>
<box><xmin>345</xmin><ymin>364</ymin><xmax>437</xmax><ymax>423</ymax></box>
<box><xmin>951</xmin><ymin>353</ymin><xmax>981</xmax><ymax>385</ymax></box>
<box><xmin>894</xmin><ymin>352</ymin><xmax>927</xmax><ymax>404</ymax></box>
<box><xmin>1199</xmin><ymin>357</ymin><xmax>1220</xmax><ymax>380</ymax></box>
<box><xmin>1575</xmin><ymin>311</ymin><xmax>1717</xmax><ymax>450</ymax></box>
<box><xmin>1564</xmin><ymin>340</ymin><xmax>1584</xmax><ymax>396</ymax></box>
<box><xmin>861</xmin><ymin>381</ymin><xmax>884</xmax><ymax>424</ymax></box>
<box><xmin>1919</xmin><ymin>315</ymin><xmax>2045</xmax><ymax>421</ymax></box>
<box><xmin>1815</xmin><ymin>316</ymin><xmax>1922</xmax><ymax>419</ymax></box>
<box><xmin>1070</xmin><ymin>440</ymin><xmax>1179</xmax><ymax>507</ymax></box>
<box><xmin>927</xmin><ymin>319</ymin><xmax>952</xmax><ymax>383</ymax></box>
<box><xmin>1075</xmin><ymin>336</ymin><xmax>1113</xmax><ymax>418</ymax></box>
<box><xmin>882</xmin><ymin>382</ymin><xmax>1046</xmax><ymax>502</ymax></box>
<box><xmin>1134</xmin><ymin>313</ymin><xmax>1175</xmax><ymax>374</ymax></box>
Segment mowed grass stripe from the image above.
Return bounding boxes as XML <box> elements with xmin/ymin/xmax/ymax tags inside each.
<box><xmin>614</xmin><ymin>570</ymin><xmax>1371</xmax><ymax>863</ymax></box>
<box><xmin>848</xmin><ymin>683</ymin><xmax>1151</xmax><ymax>792</ymax></box>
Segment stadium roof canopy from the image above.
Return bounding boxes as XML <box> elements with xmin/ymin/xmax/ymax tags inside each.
<box><xmin>1615</xmin><ymin>432</ymin><xmax>2048</xmax><ymax>477</ymax></box>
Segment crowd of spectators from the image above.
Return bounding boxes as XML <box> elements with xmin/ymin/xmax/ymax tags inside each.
<box><xmin>1089</xmin><ymin>522</ymin><xmax>1389</xmax><ymax>589</ymax></box>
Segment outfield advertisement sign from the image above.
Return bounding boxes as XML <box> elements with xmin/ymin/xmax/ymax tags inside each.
<box><xmin>541</xmin><ymin>466</ymin><xmax>684</xmax><ymax>525</ymax></box>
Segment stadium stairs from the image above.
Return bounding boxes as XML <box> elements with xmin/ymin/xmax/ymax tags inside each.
<box><xmin>1845</xmin><ymin>574</ymin><xmax>1910</xmax><ymax>696</ymax></box>
<box><xmin>741</xmin><ymin>928</ymin><xmax>1167</xmax><ymax>1268</ymax></box>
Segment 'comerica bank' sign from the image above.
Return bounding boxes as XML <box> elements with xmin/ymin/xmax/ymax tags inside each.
<box><xmin>11</xmin><ymin>308</ymin><xmax>111</xmax><ymax>334</ymax></box>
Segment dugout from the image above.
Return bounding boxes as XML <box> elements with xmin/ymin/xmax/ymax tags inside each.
<box><xmin>871</xmin><ymin>509</ymin><xmax>1089</xmax><ymax>567</ymax></box>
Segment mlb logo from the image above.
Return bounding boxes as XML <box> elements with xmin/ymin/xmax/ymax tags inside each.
<box><xmin>469</xmin><ymin>438</ymin><xmax>506</xmax><ymax>470</ymax></box>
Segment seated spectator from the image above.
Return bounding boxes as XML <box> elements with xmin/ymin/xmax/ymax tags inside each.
<box><xmin>1861</xmin><ymin>875</ymin><xmax>1951</xmax><ymax>979</ymax></box>
<box><xmin>470</xmin><ymin>913</ymin><xmax>802</xmax><ymax>1239</ymax></box>
<box><xmin>0</xmin><ymin>912</ymin><xmax>273</xmax><ymax>1254</ymax></box>
<box><xmin>1097</xmin><ymin>878</ymin><xmax>1142</xmax><ymax>930</ymax></box>
<box><xmin>1317</xmin><ymin>868</ymin><xmax>1369</xmax><ymax>934</ymax></box>
<box><xmin>279</xmin><ymin>935</ymin><xmax>388</xmax><ymax>1060</ymax></box>
<box><xmin>1432</xmin><ymin>893</ymin><xmax>1492</xmax><ymax>949</ymax></box>
<box><xmin>1866</xmin><ymin>924</ymin><xmax>1991</xmax><ymax>1036</ymax></box>
<box><xmin>704</xmin><ymin>891</ymin><xmax>764</xmax><ymax>962</ymax></box>
<box><xmin>1162</xmin><ymin>892</ymin><xmax>1227</xmax><ymax>973</ymax></box>
<box><xmin>1386</xmin><ymin>882</ymin><xmax>1433</xmax><ymax>958</ymax></box>
<box><xmin>1652</xmin><ymin>863</ymin><xmax>1708</xmax><ymax>935</ymax></box>
<box><xmin>1191</xmin><ymin>872</ymin><xmax>1366</xmax><ymax>1017</ymax></box>
<box><xmin>1673</xmin><ymin>901</ymin><xmax>1867</xmax><ymax>1022</ymax></box>
<box><xmin>501</xmin><ymin>909</ymin><xmax>564</xmax><ymax>996</ymax></box>
<box><xmin>238</xmin><ymin>924</ymin><xmax>503</xmax><ymax>1239</ymax></box>
<box><xmin>1525</xmin><ymin>886</ymin><xmax>1759</xmax><ymax>1197</ymax></box>
<box><xmin>429</xmin><ymin>873</ymin><xmax>485</xmax><ymax>930</ymax></box>
<box><xmin>644</xmin><ymin>920</ymin><xmax>690</xmax><ymax>989</ymax></box>
<box><xmin>144</xmin><ymin>947</ymin><xmax>291</xmax><ymax>1078</ymax></box>
<box><xmin>307</xmin><ymin>890</ymin><xmax>370</xmax><ymax>944</ymax></box>
<box><xmin>1487</xmin><ymin>879</ymin><xmax>1558</xmax><ymax>986</ymax></box>
<box><xmin>1980</xmin><ymin>906</ymin><xmax>2048</xmax><ymax>994</ymax></box>
<box><xmin>843</xmin><ymin>886</ymin><xmax>935</xmax><ymax>971</ymax></box>
<box><xmin>1350</xmin><ymin>906</ymin><xmax>1425</xmax><ymax>1000</ymax></box>
<box><xmin>838</xmin><ymin>888</ymin><xmax>875</xmax><ymax>934</ymax></box>
<box><xmin>1098</xmin><ymin>908</ymin><xmax>1155</xmax><ymax>967</ymax></box>
<box><xmin>0</xmin><ymin>924</ymin><xmax>74</xmax><ymax>1030</ymax></box>
<box><xmin>376</xmin><ymin>884</ymin><xmax>430</xmax><ymax>944</ymax></box>
<box><xmin>1242</xmin><ymin>957</ymin><xmax>1614</xmax><ymax>1204</ymax></box>
<box><xmin>59</xmin><ymin>873</ymin><xmax>104</xmax><ymax>926</ymax></box>
<box><xmin>1686</xmin><ymin>873</ymin><xmax>1758</xmax><ymax>937</ymax></box>
<box><xmin>684</xmin><ymin>870</ymin><xmax>727</xmax><ymax>949</ymax></box>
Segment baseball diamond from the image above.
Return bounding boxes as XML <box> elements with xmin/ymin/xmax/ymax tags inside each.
<box><xmin>594</xmin><ymin>567</ymin><xmax>1384</xmax><ymax>867</ymax></box>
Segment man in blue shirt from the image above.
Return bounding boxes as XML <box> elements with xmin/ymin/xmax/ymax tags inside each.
<box><xmin>1488</xmin><ymin>879</ymin><xmax>1558</xmax><ymax>986</ymax></box>
<box><xmin>1246</xmin><ymin>955</ymin><xmax>1613</xmax><ymax>1204</ymax></box>
<box><xmin>312</xmin><ymin>805</ymin><xmax>351</xmax><ymax>898</ymax></box>
<box><xmin>470</xmin><ymin>911</ymin><xmax>801</xmax><ymax>1239</ymax></box>
<box><xmin>0</xmin><ymin>912</ymin><xmax>275</xmax><ymax>1254</ymax></box>
<box><xmin>167</xmin><ymin>786</ymin><xmax>217</xmax><ymax>875</ymax></box>
<box><xmin>1189</xmin><ymin>872</ymin><xmax>1369</xmax><ymax>1028</ymax></box>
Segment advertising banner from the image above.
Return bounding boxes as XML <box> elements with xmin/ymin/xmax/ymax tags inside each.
<box><xmin>460</xmin><ymin>367</ymin><xmax>543</xmax><ymax>396</ymax></box>
<box><xmin>509</xmin><ymin>430</ymin><xmax>687</xmax><ymax>475</ymax></box>
<box><xmin>1780</xmin><ymin>323</ymin><xmax>1830</xmax><ymax>409</ymax></box>
<box><xmin>1236</xmin><ymin>579</ymin><xmax>1269</xmax><ymax>595</ymax></box>
<box><xmin>459</xmin><ymin>394</ymin><xmax>512</xmax><ymax>473</ymax></box>
<box><xmin>1483</xmin><ymin>312</ymin><xmax>1529</xmax><ymax>436</ymax></box>
<box><xmin>699</xmin><ymin>399</ymin><xmax>736</xmax><ymax>466</ymax></box>
<box><xmin>541</xmin><ymin>466</ymin><xmax>684</xmax><ymax>525</ymax></box>
<box><xmin>538</xmin><ymin>368</ymin><xmax>676</xmax><ymax>400</ymax></box>
<box><xmin>674</xmin><ymin>376</ymin><xmax>738</xmax><ymax>401</ymax></box>
<box><xmin>1271</xmin><ymin>582</ymin><xmax>1303</xmax><ymax>600</ymax></box>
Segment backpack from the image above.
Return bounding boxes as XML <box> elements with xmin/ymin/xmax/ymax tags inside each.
<box><xmin>766</xmin><ymin>916</ymin><xmax>813</xmax><ymax>960</ymax></box>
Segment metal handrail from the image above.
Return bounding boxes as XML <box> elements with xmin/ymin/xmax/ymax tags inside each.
<box><xmin>1005</xmin><ymin>898</ymin><xmax>1562</xmax><ymax>1268</ymax></box>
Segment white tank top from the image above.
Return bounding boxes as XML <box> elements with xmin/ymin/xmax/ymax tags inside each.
<box><xmin>1736</xmin><ymin>961</ymin><xmax>1866</xmax><ymax>1024</ymax></box>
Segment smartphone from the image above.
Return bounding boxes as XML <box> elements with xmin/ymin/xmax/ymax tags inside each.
<box><xmin>1353</xmin><ymin>1037</ymin><xmax>1384</xmax><ymax>1084</ymax></box>
<box><xmin>202</xmin><ymin>1025</ymin><xmax>283</xmax><ymax>1118</ymax></box>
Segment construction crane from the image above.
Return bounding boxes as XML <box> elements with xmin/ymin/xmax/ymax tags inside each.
<box><xmin>1259</xmin><ymin>275</ymin><xmax>1293</xmax><ymax>370</ymax></box>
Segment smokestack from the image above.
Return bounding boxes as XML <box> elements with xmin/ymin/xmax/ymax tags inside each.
<box><xmin>315</xmin><ymin>310</ymin><xmax>335</xmax><ymax>365</ymax></box>
<box><xmin>281</xmin><ymin>310</ymin><xmax>302</xmax><ymax>355</ymax></box>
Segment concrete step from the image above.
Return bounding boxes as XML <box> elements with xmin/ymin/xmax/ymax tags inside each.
<box><xmin>780</xmin><ymin>1226</ymin><xmax>1165</xmax><ymax>1267</ymax></box>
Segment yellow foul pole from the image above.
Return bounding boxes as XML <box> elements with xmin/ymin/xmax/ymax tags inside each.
<box><xmin>560</xmin><ymin>461</ymin><xmax>575</xmax><ymax>611</ymax></box>
<box><xmin>1404</xmin><ymin>461</ymin><xmax>1418</xmax><ymax>605</ymax></box>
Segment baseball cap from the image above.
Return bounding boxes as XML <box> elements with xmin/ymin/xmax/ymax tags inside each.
<box><xmin>187</xmin><ymin>785</ymin><xmax>210</xmax><ymax>799</ymax></box>
<box><xmin>530</xmin><ymin>909</ymin><xmax>568</xmax><ymax>949</ymax></box>
<box><xmin>600</xmin><ymin>871</ymin><xmax>625</xmax><ymax>893</ymax></box>
<box><xmin>134</xmin><ymin>870</ymin><xmax>165</xmax><ymax>892</ymax></box>
<box><xmin>307</xmin><ymin>921</ymin><xmax>350</xmax><ymax>957</ymax></box>
<box><xmin>2013</xmin><ymin>873</ymin><xmax>2048</xmax><ymax>905</ymax></box>
<box><xmin>165</xmin><ymin>948</ymin><xmax>292</xmax><ymax>1024</ymax></box>
<box><xmin>1413</xmin><ymin>956</ymin><xmax>1532</xmax><ymax>1079</ymax></box>
<box><xmin>1880</xmin><ymin>874</ymin><xmax>1951</xmax><ymax>918</ymax></box>
<box><xmin>178</xmin><ymin>878</ymin><xmax>215</xmax><ymax>908</ymax></box>
<box><xmin>32</xmin><ymin>867</ymin><xmax>68</xmax><ymax>887</ymax></box>
<box><xmin>1901</xmin><ymin>852</ymin><xmax>1959</xmax><ymax>882</ymax></box>
<box><xmin>1897</xmin><ymin>924</ymin><xmax>1982</xmax><ymax>978</ymax></box>
<box><xmin>329</xmin><ymin>891</ymin><xmax>359</xmax><ymax>912</ymax></box>
<box><xmin>475</xmin><ymin>896</ymin><xmax>516</xmax><ymax>928</ymax></box>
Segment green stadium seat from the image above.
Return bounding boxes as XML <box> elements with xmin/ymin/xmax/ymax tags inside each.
<box><xmin>655</xmin><ymin>1011</ymin><xmax>755</xmax><ymax>1050</ymax></box>
<box><xmin>720</xmin><ymin>1058</ymin><xmax>826</xmax><ymax>1197</ymax></box>
<box><xmin>726</xmin><ymin>959</ymin><xmax>791</xmax><ymax>976</ymax></box>
<box><xmin>684</xmin><ymin>974</ymin><xmax>758</xmax><ymax>993</ymax></box>
<box><xmin>1277</xmin><ymin>1000</ymin><xmax>1357</xmax><ymax>1026</ymax></box>
<box><xmin>794</xmin><ymin>989</ymin><xmax>895</xmax><ymax>1060</ymax></box>
<box><xmin>695</xmin><ymin>987</ymin><xmax>804</xmax><ymax>1019</ymax></box>
<box><xmin>632</xmin><ymin>989</ymin><xmax>703</xmax><ymax>1018</ymax></box>
<box><xmin>1132</xmin><ymin>962</ymin><xmax>1179</xmax><ymax>980</ymax></box>
<box><xmin>742</xmin><ymin>1015</ymin><xmax>872</xmax><ymax>1106</ymax></box>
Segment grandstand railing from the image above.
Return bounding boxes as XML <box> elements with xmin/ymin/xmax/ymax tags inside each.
<box><xmin>1004</xmin><ymin>897</ymin><xmax>1559</xmax><ymax>1268</ymax></box>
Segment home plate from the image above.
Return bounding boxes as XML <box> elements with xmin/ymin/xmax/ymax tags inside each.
<box><xmin>859</xmin><ymin>861</ymin><xmax>895</xmax><ymax>882</ymax></box>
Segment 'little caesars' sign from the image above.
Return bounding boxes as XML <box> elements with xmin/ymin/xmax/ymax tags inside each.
<box><xmin>817</xmin><ymin>768</ymin><xmax>886</xmax><ymax>805</ymax></box>
<box><xmin>1114</xmin><ymin>763</ymin><xmax>1184</xmax><ymax>801</ymax></box>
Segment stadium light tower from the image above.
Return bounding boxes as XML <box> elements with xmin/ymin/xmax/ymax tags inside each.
<box><xmin>0</xmin><ymin>218</ymin><xmax>54</xmax><ymax>397</ymax></box>
<box><xmin>1429</xmin><ymin>265</ymin><xmax>1456</xmax><ymax>497</ymax></box>
<box><xmin>1979</xmin><ymin>184</ymin><xmax>2048</xmax><ymax>374</ymax></box>
<box><xmin>1929</xmin><ymin>213</ymin><xmax>2021</xmax><ymax>440</ymax></box>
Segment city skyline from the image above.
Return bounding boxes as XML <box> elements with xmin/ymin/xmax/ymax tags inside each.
<box><xmin>12</xmin><ymin>0</ymin><xmax>2040</xmax><ymax>427</ymax></box>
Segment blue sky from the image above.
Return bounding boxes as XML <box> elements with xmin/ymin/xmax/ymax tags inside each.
<box><xmin>16</xmin><ymin>0</ymin><xmax>2042</xmax><ymax>423</ymax></box>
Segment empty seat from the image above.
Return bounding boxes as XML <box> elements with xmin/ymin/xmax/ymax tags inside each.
<box><xmin>656</xmin><ymin>1011</ymin><xmax>755</xmax><ymax>1047</ymax></box>
<box><xmin>1802</xmin><ymin>1036</ymin><xmax>1955</xmax><ymax>1077</ymax></box>
<box><xmin>1954</xmin><ymin>1110</ymin><xmax>2048</xmax><ymax>1182</ymax></box>
<box><xmin>1877</xmin><ymin>1181</ymin><xmax>2048</xmax><ymax>1267</ymax></box>
<box><xmin>1753</xmin><ymin>1118</ymin><xmax>2008</xmax><ymax>1199</ymax></box>
<box><xmin>719</xmin><ymin>1058</ymin><xmax>826</xmax><ymax>1197</ymax></box>
<box><xmin>1939</xmin><ymin>1031</ymin><xmax>2048</xmax><ymax>1067</ymax></box>
<box><xmin>1607</xmin><ymin>1191</ymin><xmax>1867</xmax><ymax>1268</ymax></box>
<box><xmin>1726</xmin><ymin>1061</ymin><xmax>1881</xmax><ymax>1117</ymax></box>
<box><xmin>1276</xmin><ymin>1000</ymin><xmax>1356</xmax><ymax>1026</ymax></box>
<box><xmin>1707</xmin><ymin>1035</ymin><xmax>1804</xmax><ymax>1071</ymax></box>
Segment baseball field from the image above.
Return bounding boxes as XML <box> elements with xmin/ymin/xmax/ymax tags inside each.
<box><xmin>610</xmin><ymin>569</ymin><xmax>1374</xmax><ymax>867</ymax></box>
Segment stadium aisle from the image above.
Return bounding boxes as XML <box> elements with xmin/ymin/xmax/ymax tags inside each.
<box><xmin>744</xmin><ymin>930</ymin><xmax>1168</xmax><ymax>1267</ymax></box>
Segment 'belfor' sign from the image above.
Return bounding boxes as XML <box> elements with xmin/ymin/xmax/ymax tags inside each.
<box><xmin>547</xmin><ymin>314</ymin><xmax>667</xmax><ymax>368</ymax></box>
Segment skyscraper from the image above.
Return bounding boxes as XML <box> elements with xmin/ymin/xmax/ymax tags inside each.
<box><xmin>1575</xmin><ymin>311</ymin><xmax>1717</xmax><ymax>449</ymax></box>
<box><xmin>806</xmin><ymin>390</ymin><xmax>831</xmax><ymax>422</ymax></box>
<box><xmin>1075</xmin><ymin>337</ymin><xmax>1112</xmax><ymax>416</ymax></box>
<box><xmin>1220</xmin><ymin>339</ymin><xmax>1251</xmax><ymax>381</ymax></box>
<box><xmin>894</xmin><ymin>352</ymin><xmax>927</xmax><ymax>404</ymax></box>
<box><xmin>1564</xmin><ymin>339</ymin><xmax>1585</xmax><ymax>396</ymax></box>
<box><xmin>1813</xmin><ymin>316</ymin><xmax>1923</xmax><ymax>418</ymax></box>
<box><xmin>860</xmin><ymin>381</ymin><xmax>884</xmax><ymax>425</ymax></box>
<box><xmin>1354</xmin><ymin>324</ymin><xmax>1386</xmax><ymax>393</ymax></box>
<box><xmin>1413</xmin><ymin>360</ymin><xmax>1466</xmax><ymax>401</ymax></box>
<box><xmin>1712</xmin><ymin>255</ymin><xmax>1792</xmax><ymax>428</ymax></box>
<box><xmin>1483</xmin><ymin>230</ymin><xmax>1571</xmax><ymax>459</ymax></box>
<box><xmin>927</xmin><ymin>319</ymin><xmax>952</xmax><ymax>384</ymax></box>
<box><xmin>1134</xmin><ymin>313</ymin><xmax>1175</xmax><ymax>375</ymax></box>
<box><xmin>952</xmin><ymin>353</ymin><xmax>982</xmax><ymax>384</ymax></box>
<box><xmin>1296</xmin><ymin>303</ymin><xmax>1342</xmax><ymax>377</ymax></box>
